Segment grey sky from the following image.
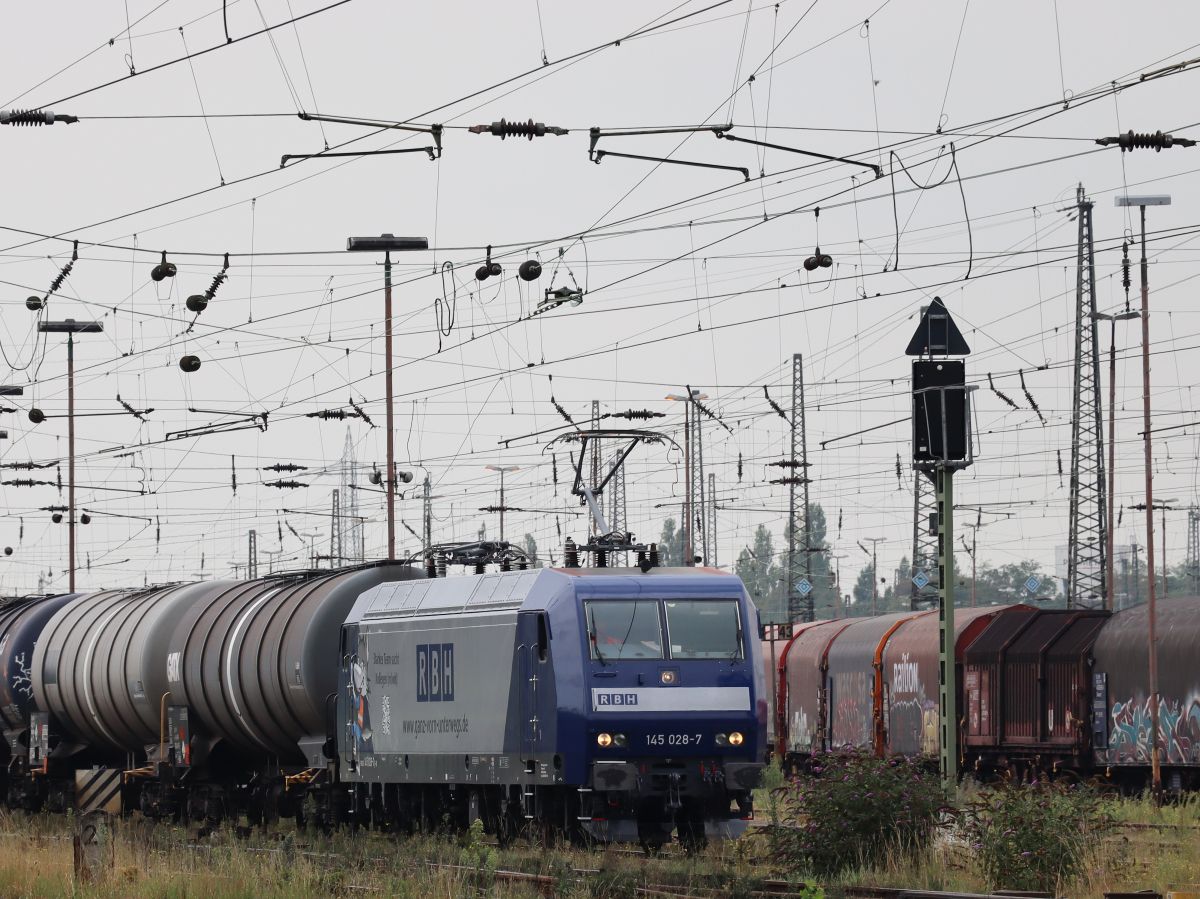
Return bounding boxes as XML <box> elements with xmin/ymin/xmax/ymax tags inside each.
<box><xmin>0</xmin><ymin>0</ymin><xmax>1197</xmax><ymax>597</ymax></box>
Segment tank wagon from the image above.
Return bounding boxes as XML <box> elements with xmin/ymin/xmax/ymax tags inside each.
<box><xmin>3</xmin><ymin>564</ymin><xmax>420</xmax><ymax>819</ymax></box>
<box><xmin>335</xmin><ymin>565</ymin><xmax>765</xmax><ymax>851</ymax></box>
<box><xmin>769</xmin><ymin>598</ymin><xmax>1200</xmax><ymax>790</ymax></box>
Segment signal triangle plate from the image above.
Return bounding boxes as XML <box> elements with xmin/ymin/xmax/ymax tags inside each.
<box><xmin>905</xmin><ymin>296</ymin><xmax>970</xmax><ymax>356</ymax></box>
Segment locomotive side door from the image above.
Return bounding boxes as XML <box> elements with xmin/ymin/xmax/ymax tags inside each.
<box><xmin>517</xmin><ymin>611</ymin><xmax>552</xmax><ymax>760</ymax></box>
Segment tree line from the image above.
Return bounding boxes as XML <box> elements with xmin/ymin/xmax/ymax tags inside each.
<box><xmin>659</xmin><ymin>505</ymin><xmax>1067</xmax><ymax>622</ymax></box>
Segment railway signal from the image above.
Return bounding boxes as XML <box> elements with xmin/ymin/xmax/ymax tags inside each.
<box><xmin>907</xmin><ymin>297</ymin><xmax>974</xmax><ymax>795</ymax></box>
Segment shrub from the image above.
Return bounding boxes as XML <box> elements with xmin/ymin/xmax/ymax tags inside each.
<box><xmin>768</xmin><ymin>749</ymin><xmax>945</xmax><ymax>878</ymax></box>
<box><xmin>959</xmin><ymin>781</ymin><xmax>1113</xmax><ymax>892</ymax></box>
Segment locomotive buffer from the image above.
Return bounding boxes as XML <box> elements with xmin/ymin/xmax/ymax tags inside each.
<box><xmin>906</xmin><ymin>298</ymin><xmax>975</xmax><ymax>793</ymax></box>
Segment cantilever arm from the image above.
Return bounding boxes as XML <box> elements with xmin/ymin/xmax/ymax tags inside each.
<box><xmin>593</xmin><ymin>149</ymin><xmax>749</xmax><ymax>182</ymax></box>
<box><xmin>715</xmin><ymin>131</ymin><xmax>882</xmax><ymax>178</ymax></box>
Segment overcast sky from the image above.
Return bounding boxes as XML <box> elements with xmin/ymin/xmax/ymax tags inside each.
<box><xmin>0</xmin><ymin>0</ymin><xmax>1198</xmax><ymax>598</ymax></box>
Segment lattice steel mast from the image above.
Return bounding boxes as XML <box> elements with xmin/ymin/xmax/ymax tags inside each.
<box><xmin>607</xmin><ymin>449</ymin><xmax>628</xmax><ymax>565</ymax></box>
<box><xmin>330</xmin><ymin>489</ymin><xmax>342</xmax><ymax>567</ymax></box>
<box><xmin>689</xmin><ymin>393</ymin><xmax>706</xmax><ymax>564</ymax></box>
<box><xmin>911</xmin><ymin>468</ymin><xmax>939</xmax><ymax>610</ymax></box>
<box><xmin>590</xmin><ymin>400</ymin><xmax>601</xmax><ymax>540</ymax></box>
<box><xmin>785</xmin><ymin>354</ymin><xmax>812</xmax><ymax>623</ymax></box>
<box><xmin>339</xmin><ymin>428</ymin><xmax>363</xmax><ymax>564</ymax></box>
<box><xmin>707</xmin><ymin>471</ymin><xmax>718</xmax><ymax>569</ymax></box>
<box><xmin>248</xmin><ymin>529</ymin><xmax>258</xmax><ymax>580</ymax></box>
<box><xmin>1067</xmin><ymin>185</ymin><xmax>1108</xmax><ymax>609</ymax></box>
<box><xmin>1187</xmin><ymin>505</ymin><xmax>1200</xmax><ymax>595</ymax></box>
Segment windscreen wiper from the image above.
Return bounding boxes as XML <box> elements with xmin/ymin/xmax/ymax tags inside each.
<box><xmin>589</xmin><ymin>619</ymin><xmax>607</xmax><ymax>666</ymax></box>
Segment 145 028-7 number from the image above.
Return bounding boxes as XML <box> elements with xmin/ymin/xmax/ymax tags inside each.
<box><xmin>645</xmin><ymin>733</ymin><xmax>703</xmax><ymax>746</ymax></box>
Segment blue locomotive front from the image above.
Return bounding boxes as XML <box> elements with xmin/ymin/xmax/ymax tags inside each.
<box><xmin>338</xmin><ymin>565</ymin><xmax>766</xmax><ymax>849</ymax></box>
<box><xmin>565</xmin><ymin>570</ymin><xmax>765</xmax><ymax>848</ymax></box>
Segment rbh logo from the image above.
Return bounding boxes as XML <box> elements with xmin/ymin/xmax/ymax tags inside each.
<box><xmin>596</xmin><ymin>692</ymin><xmax>638</xmax><ymax>707</ymax></box>
<box><xmin>416</xmin><ymin>643</ymin><xmax>455</xmax><ymax>702</ymax></box>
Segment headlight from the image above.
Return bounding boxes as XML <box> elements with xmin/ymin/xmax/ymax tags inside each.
<box><xmin>596</xmin><ymin>732</ymin><xmax>613</xmax><ymax>747</ymax></box>
<box><xmin>728</xmin><ymin>731</ymin><xmax>744</xmax><ymax>746</ymax></box>
<box><xmin>715</xmin><ymin>733</ymin><xmax>729</xmax><ymax>746</ymax></box>
<box><xmin>613</xmin><ymin>733</ymin><xmax>628</xmax><ymax>747</ymax></box>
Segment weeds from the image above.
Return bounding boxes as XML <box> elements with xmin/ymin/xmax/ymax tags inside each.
<box><xmin>768</xmin><ymin>749</ymin><xmax>945</xmax><ymax>878</ymax></box>
<box><xmin>959</xmin><ymin>781</ymin><xmax>1113</xmax><ymax>892</ymax></box>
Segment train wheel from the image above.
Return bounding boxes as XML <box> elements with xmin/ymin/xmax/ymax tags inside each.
<box><xmin>639</xmin><ymin>838</ymin><xmax>664</xmax><ymax>857</ymax></box>
<box><xmin>637</xmin><ymin>818</ymin><xmax>671</xmax><ymax>857</ymax></box>
<box><xmin>678</xmin><ymin>816</ymin><xmax>707</xmax><ymax>856</ymax></box>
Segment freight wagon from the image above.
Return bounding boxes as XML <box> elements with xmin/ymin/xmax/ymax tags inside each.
<box><xmin>768</xmin><ymin>597</ymin><xmax>1200</xmax><ymax>790</ymax></box>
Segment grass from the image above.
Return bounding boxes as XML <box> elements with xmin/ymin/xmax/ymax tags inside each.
<box><xmin>748</xmin><ymin>781</ymin><xmax>1200</xmax><ymax>899</ymax></box>
<box><xmin>0</xmin><ymin>789</ymin><xmax>1194</xmax><ymax>897</ymax></box>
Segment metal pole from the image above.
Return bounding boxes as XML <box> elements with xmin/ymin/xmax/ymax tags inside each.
<box><xmin>423</xmin><ymin>475</ymin><xmax>432</xmax><ymax>556</ymax></box>
<box><xmin>1107</xmin><ymin>318</ymin><xmax>1117</xmax><ymax>610</ymax></box>
<box><xmin>871</xmin><ymin>542</ymin><xmax>878</xmax><ymax>616</ymax></box>
<box><xmin>1162</xmin><ymin>505</ymin><xmax>1168</xmax><ymax>597</ymax></box>
<box><xmin>1137</xmin><ymin>204</ymin><xmax>1162</xmax><ymax>795</ymax></box>
<box><xmin>936</xmin><ymin>464</ymin><xmax>958</xmax><ymax>793</ymax></box>
<box><xmin>834</xmin><ymin>556</ymin><xmax>841</xmax><ymax>618</ymax></box>
<box><xmin>707</xmin><ymin>471</ymin><xmax>718</xmax><ymax>568</ymax></box>
<box><xmin>683</xmin><ymin>402</ymin><xmax>692</xmax><ymax>566</ymax></box>
<box><xmin>67</xmin><ymin>332</ymin><xmax>76</xmax><ymax>593</ymax></box>
<box><xmin>384</xmin><ymin>250</ymin><xmax>396</xmax><ymax>561</ymax></box>
<box><xmin>499</xmin><ymin>469</ymin><xmax>506</xmax><ymax>543</ymax></box>
<box><xmin>971</xmin><ymin>527</ymin><xmax>977</xmax><ymax>608</ymax></box>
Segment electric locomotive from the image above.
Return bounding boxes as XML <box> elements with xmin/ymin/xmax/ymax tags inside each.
<box><xmin>337</xmin><ymin>548</ymin><xmax>766</xmax><ymax>850</ymax></box>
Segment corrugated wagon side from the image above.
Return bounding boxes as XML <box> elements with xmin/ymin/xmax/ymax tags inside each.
<box><xmin>1092</xmin><ymin>596</ymin><xmax>1200</xmax><ymax>790</ymax></box>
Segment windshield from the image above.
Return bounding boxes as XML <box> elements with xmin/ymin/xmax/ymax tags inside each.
<box><xmin>664</xmin><ymin>600</ymin><xmax>742</xmax><ymax>659</ymax></box>
<box><xmin>586</xmin><ymin>600</ymin><xmax>663</xmax><ymax>660</ymax></box>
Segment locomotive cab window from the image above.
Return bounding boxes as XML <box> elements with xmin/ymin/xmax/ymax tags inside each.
<box><xmin>664</xmin><ymin>600</ymin><xmax>742</xmax><ymax>660</ymax></box>
<box><xmin>585</xmin><ymin>600</ymin><xmax>663</xmax><ymax>660</ymax></box>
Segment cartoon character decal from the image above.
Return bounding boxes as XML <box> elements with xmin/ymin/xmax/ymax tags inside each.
<box><xmin>348</xmin><ymin>639</ymin><xmax>372</xmax><ymax>762</ymax></box>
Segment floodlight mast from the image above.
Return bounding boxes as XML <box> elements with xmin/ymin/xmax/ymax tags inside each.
<box><xmin>36</xmin><ymin>319</ymin><xmax>103</xmax><ymax>592</ymax></box>
<box><xmin>1115</xmin><ymin>192</ymin><xmax>1172</xmax><ymax>796</ymax></box>
<box><xmin>346</xmin><ymin>234</ymin><xmax>429</xmax><ymax>560</ymax></box>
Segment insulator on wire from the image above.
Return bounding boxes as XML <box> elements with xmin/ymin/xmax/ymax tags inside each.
<box><xmin>1019</xmin><ymin>370</ymin><xmax>1046</xmax><ymax>426</ymax></box>
<box><xmin>350</xmin><ymin>401</ymin><xmax>374</xmax><ymax>427</ymax></box>
<box><xmin>552</xmin><ymin>397</ymin><xmax>575</xmax><ymax>425</ymax></box>
<box><xmin>468</xmin><ymin>118</ymin><xmax>568</xmax><ymax>140</ymax></box>
<box><xmin>1</xmin><ymin>109</ymin><xmax>78</xmax><ymax>126</ymax></box>
<box><xmin>1095</xmin><ymin>130</ymin><xmax>1197</xmax><ymax>152</ymax></box>
<box><xmin>988</xmin><ymin>373</ymin><xmax>1020</xmax><ymax>410</ymax></box>
<box><xmin>612</xmin><ymin>409</ymin><xmax>663</xmax><ymax>421</ymax></box>
<box><xmin>151</xmin><ymin>250</ymin><xmax>177</xmax><ymax>282</ymax></box>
